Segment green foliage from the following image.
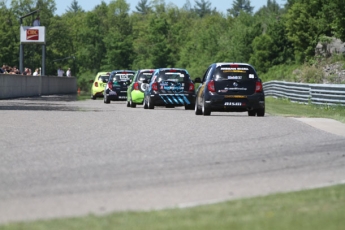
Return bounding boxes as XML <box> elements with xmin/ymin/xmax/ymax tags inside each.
<box><xmin>227</xmin><ymin>0</ymin><xmax>254</xmax><ymax>17</ymax></box>
<box><xmin>249</xmin><ymin>34</ymin><xmax>274</xmax><ymax>73</ymax></box>
<box><xmin>1</xmin><ymin>0</ymin><xmax>345</xmax><ymax>85</ymax></box>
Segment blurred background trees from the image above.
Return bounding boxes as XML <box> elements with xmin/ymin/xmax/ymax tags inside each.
<box><xmin>1</xmin><ymin>0</ymin><xmax>345</xmax><ymax>90</ymax></box>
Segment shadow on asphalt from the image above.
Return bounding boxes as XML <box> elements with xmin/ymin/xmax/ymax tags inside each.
<box><xmin>0</xmin><ymin>94</ymin><xmax>81</xmax><ymax>111</ymax></box>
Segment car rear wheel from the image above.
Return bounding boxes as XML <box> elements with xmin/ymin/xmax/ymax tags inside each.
<box><xmin>195</xmin><ymin>103</ymin><xmax>202</xmax><ymax>115</ymax></box>
<box><xmin>143</xmin><ymin>99</ymin><xmax>148</xmax><ymax>109</ymax></box>
<box><xmin>148</xmin><ymin>97</ymin><xmax>154</xmax><ymax>109</ymax></box>
<box><xmin>91</xmin><ymin>95</ymin><xmax>96</xmax><ymax>100</ymax></box>
<box><xmin>202</xmin><ymin>100</ymin><xmax>211</xmax><ymax>116</ymax></box>
<box><xmin>126</xmin><ymin>100</ymin><xmax>130</xmax><ymax>107</ymax></box>
<box><xmin>256</xmin><ymin>108</ymin><xmax>265</xmax><ymax>117</ymax></box>
<box><xmin>104</xmin><ymin>95</ymin><xmax>110</xmax><ymax>104</ymax></box>
<box><xmin>248</xmin><ymin>110</ymin><xmax>256</xmax><ymax>116</ymax></box>
<box><xmin>130</xmin><ymin>99</ymin><xmax>136</xmax><ymax>108</ymax></box>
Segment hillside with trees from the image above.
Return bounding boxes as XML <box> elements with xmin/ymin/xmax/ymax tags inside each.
<box><xmin>1</xmin><ymin>0</ymin><xmax>345</xmax><ymax>90</ymax></box>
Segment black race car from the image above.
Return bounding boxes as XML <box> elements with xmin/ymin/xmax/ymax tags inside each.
<box><xmin>194</xmin><ymin>63</ymin><xmax>265</xmax><ymax>116</ymax></box>
<box><xmin>103</xmin><ymin>70</ymin><xmax>135</xmax><ymax>104</ymax></box>
<box><xmin>143</xmin><ymin>68</ymin><xmax>196</xmax><ymax>110</ymax></box>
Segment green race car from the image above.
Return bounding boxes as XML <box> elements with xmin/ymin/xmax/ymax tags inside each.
<box><xmin>126</xmin><ymin>69</ymin><xmax>154</xmax><ymax>108</ymax></box>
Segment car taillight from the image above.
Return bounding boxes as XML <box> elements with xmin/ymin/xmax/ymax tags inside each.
<box><xmin>134</xmin><ymin>82</ymin><xmax>139</xmax><ymax>90</ymax></box>
<box><xmin>255</xmin><ymin>81</ymin><xmax>263</xmax><ymax>93</ymax></box>
<box><xmin>95</xmin><ymin>82</ymin><xmax>98</xmax><ymax>87</ymax></box>
<box><xmin>207</xmin><ymin>80</ymin><xmax>215</xmax><ymax>92</ymax></box>
<box><xmin>108</xmin><ymin>82</ymin><xmax>113</xmax><ymax>90</ymax></box>
<box><xmin>152</xmin><ymin>82</ymin><xmax>158</xmax><ymax>91</ymax></box>
<box><xmin>189</xmin><ymin>83</ymin><xmax>195</xmax><ymax>91</ymax></box>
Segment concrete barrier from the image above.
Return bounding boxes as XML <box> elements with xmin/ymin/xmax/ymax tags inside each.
<box><xmin>0</xmin><ymin>74</ymin><xmax>77</xmax><ymax>99</ymax></box>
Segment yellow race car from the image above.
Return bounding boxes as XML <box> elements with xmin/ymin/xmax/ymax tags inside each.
<box><xmin>90</xmin><ymin>72</ymin><xmax>110</xmax><ymax>100</ymax></box>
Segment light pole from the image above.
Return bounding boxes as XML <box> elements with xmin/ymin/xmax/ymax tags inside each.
<box><xmin>19</xmin><ymin>9</ymin><xmax>40</xmax><ymax>74</ymax></box>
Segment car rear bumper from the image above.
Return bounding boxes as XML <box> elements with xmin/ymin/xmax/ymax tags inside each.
<box><xmin>150</xmin><ymin>93</ymin><xmax>196</xmax><ymax>106</ymax></box>
<box><xmin>92</xmin><ymin>90</ymin><xmax>104</xmax><ymax>97</ymax></box>
<box><xmin>205</xmin><ymin>94</ymin><xmax>265</xmax><ymax>112</ymax></box>
<box><xmin>131</xmin><ymin>90</ymin><xmax>144</xmax><ymax>103</ymax></box>
<box><xmin>106</xmin><ymin>89</ymin><xmax>127</xmax><ymax>100</ymax></box>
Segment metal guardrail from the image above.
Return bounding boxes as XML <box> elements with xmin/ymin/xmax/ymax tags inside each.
<box><xmin>263</xmin><ymin>81</ymin><xmax>345</xmax><ymax>106</ymax></box>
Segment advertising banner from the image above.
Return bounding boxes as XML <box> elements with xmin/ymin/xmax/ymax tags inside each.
<box><xmin>20</xmin><ymin>26</ymin><xmax>46</xmax><ymax>44</ymax></box>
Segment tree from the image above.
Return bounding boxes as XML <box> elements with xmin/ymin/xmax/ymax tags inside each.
<box><xmin>135</xmin><ymin>0</ymin><xmax>151</xmax><ymax>14</ymax></box>
<box><xmin>228</xmin><ymin>0</ymin><xmax>254</xmax><ymax>17</ymax></box>
<box><xmin>284</xmin><ymin>1</ymin><xmax>320</xmax><ymax>63</ymax></box>
<box><xmin>193</xmin><ymin>0</ymin><xmax>212</xmax><ymax>17</ymax></box>
<box><xmin>66</xmin><ymin>0</ymin><xmax>84</xmax><ymax>13</ymax></box>
<box><xmin>103</xmin><ymin>0</ymin><xmax>133</xmax><ymax>70</ymax></box>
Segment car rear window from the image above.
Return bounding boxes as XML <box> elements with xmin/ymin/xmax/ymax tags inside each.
<box><xmin>158</xmin><ymin>71</ymin><xmax>190</xmax><ymax>83</ymax></box>
<box><xmin>98</xmin><ymin>75</ymin><xmax>109</xmax><ymax>81</ymax></box>
<box><xmin>138</xmin><ymin>72</ymin><xmax>153</xmax><ymax>82</ymax></box>
<box><xmin>213</xmin><ymin>65</ymin><xmax>257</xmax><ymax>81</ymax></box>
<box><xmin>112</xmin><ymin>73</ymin><xmax>135</xmax><ymax>82</ymax></box>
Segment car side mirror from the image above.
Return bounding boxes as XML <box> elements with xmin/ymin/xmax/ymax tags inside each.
<box><xmin>194</xmin><ymin>77</ymin><xmax>202</xmax><ymax>83</ymax></box>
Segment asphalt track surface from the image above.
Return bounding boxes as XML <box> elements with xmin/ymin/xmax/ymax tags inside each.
<box><xmin>1</xmin><ymin>95</ymin><xmax>345</xmax><ymax>224</ymax></box>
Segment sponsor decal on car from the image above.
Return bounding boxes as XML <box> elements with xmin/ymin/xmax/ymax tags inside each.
<box><xmin>224</xmin><ymin>102</ymin><xmax>243</xmax><ymax>106</ymax></box>
<box><xmin>224</xmin><ymin>95</ymin><xmax>247</xmax><ymax>98</ymax></box>
<box><xmin>228</xmin><ymin>76</ymin><xmax>242</xmax><ymax>80</ymax></box>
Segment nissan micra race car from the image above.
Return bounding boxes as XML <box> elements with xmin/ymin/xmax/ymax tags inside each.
<box><xmin>90</xmin><ymin>72</ymin><xmax>110</xmax><ymax>100</ymax></box>
<box><xmin>143</xmin><ymin>68</ymin><xmax>196</xmax><ymax>110</ymax></box>
<box><xmin>103</xmin><ymin>70</ymin><xmax>135</xmax><ymax>104</ymax></box>
<box><xmin>194</xmin><ymin>63</ymin><xmax>265</xmax><ymax>116</ymax></box>
<box><xmin>126</xmin><ymin>69</ymin><xmax>154</xmax><ymax>108</ymax></box>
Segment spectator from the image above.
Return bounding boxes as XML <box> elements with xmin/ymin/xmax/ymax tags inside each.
<box><xmin>57</xmin><ymin>67</ymin><xmax>64</xmax><ymax>77</ymax></box>
<box><xmin>66</xmin><ymin>68</ymin><xmax>71</xmax><ymax>77</ymax></box>
<box><xmin>33</xmin><ymin>16</ymin><xmax>40</xmax><ymax>26</ymax></box>
<box><xmin>33</xmin><ymin>68</ymin><xmax>39</xmax><ymax>76</ymax></box>
<box><xmin>23</xmin><ymin>67</ymin><xmax>31</xmax><ymax>75</ymax></box>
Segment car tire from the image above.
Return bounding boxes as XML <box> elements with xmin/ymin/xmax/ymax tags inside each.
<box><xmin>185</xmin><ymin>104</ymin><xmax>194</xmax><ymax>110</ymax></box>
<box><xmin>148</xmin><ymin>97</ymin><xmax>154</xmax><ymax>109</ymax></box>
<box><xmin>256</xmin><ymin>108</ymin><xmax>265</xmax><ymax>117</ymax></box>
<box><xmin>104</xmin><ymin>95</ymin><xmax>110</xmax><ymax>104</ymax></box>
<box><xmin>143</xmin><ymin>98</ymin><xmax>148</xmax><ymax>109</ymax></box>
<box><xmin>195</xmin><ymin>102</ymin><xmax>202</xmax><ymax>115</ymax></box>
<box><xmin>248</xmin><ymin>110</ymin><xmax>256</xmax><ymax>116</ymax></box>
<box><xmin>91</xmin><ymin>95</ymin><xmax>96</xmax><ymax>100</ymax></box>
<box><xmin>202</xmin><ymin>100</ymin><xmax>211</xmax><ymax>116</ymax></box>
<box><xmin>130</xmin><ymin>100</ymin><xmax>136</xmax><ymax>108</ymax></box>
<box><xmin>166</xmin><ymin>105</ymin><xmax>175</xmax><ymax>108</ymax></box>
<box><xmin>126</xmin><ymin>100</ymin><xmax>130</xmax><ymax>107</ymax></box>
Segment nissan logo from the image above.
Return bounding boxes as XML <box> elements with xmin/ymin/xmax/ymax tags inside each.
<box><xmin>233</xmin><ymin>82</ymin><xmax>238</xmax><ymax>87</ymax></box>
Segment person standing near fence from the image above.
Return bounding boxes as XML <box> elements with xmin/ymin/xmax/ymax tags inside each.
<box><xmin>66</xmin><ymin>68</ymin><xmax>71</xmax><ymax>77</ymax></box>
<box><xmin>57</xmin><ymin>67</ymin><xmax>64</xmax><ymax>77</ymax></box>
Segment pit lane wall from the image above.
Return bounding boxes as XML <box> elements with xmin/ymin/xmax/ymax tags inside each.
<box><xmin>0</xmin><ymin>74</ymin><xmax>77</xmax><ymax>99</ymax></box>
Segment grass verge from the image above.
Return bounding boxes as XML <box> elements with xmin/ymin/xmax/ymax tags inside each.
<box><xmin>266</xmin><ymin>97</ymin><xmax>345</xmax><ymax>123</ymax></box>
<box><xmin>1</xmin><ymin>184</ymin><xmax>344</xmax><ymax>230</ymax></box>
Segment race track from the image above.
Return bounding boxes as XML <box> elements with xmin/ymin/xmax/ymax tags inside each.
<box><xmin>1</xmin><ymin>95</ymin><xmax>345</xmax><ymax>223</ymax></box>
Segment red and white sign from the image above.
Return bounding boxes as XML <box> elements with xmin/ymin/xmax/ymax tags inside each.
<box><xmin>26</xmin><ymin>29</ymin><xmax>39</xmax><ymax>40</ymax></box>
<box><xmin>20</xmin><ymin>26</ymin><xmax>45</xmax><ymax>44</ymax></box>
